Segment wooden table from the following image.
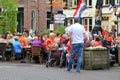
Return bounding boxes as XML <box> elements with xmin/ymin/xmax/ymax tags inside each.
<box><xmin>22</xmin><ymin>46</ymin><xmax>31</xmax><ymax>63</ymax></box>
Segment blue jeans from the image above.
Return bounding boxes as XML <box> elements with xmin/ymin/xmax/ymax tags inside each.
<box><xmin>67</xmin><ymin>43</ymin><xmax>84</xmax><ymax>71</ymax></box>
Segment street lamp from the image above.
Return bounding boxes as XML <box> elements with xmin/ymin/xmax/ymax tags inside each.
<box><xmin>49</xmin><ymin>0</ymin><xmax>54</xmax><ymax>31</ymax></box>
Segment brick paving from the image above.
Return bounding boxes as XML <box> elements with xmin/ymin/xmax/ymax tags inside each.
<box><xmin>0</xmin><ymin>62</ymin><xmax>120</xmax><ymax>80</ymax></box>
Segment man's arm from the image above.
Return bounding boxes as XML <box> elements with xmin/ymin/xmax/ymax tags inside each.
<box><xmin>67</xmin><ymin>32</ymin><xmax>72</xmax><ymax>39</ymax></box>
<box><xmin>83</xmin><ymin>32</ymin><xmax>87</xmax><ymax>42</ymax></box>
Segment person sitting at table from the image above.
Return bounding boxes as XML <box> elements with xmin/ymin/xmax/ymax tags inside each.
<box><xmin>4</xmin><ymin>32</ymin><xmax>13</xmax><ymax>61</ymax></box>
<box><xmin>30</xmin><ymin>36</ymin><xmax>43</xmax><ymax>63</ymax></box>
<box><xmin>13</xmin><ymin>36</ymin><xmax>22</xmax><ymax>60</ymax></box>
<box><xmin>23</xmin><ymin>30</ymin><xmax>33</xmax><ymax>42</ymax></box>
<box><xmin>31</xmin><ymin>36</ymin><xmax>43</xmax><ymax>47</ymax></box>
<box><xmin>19</xmin><ymin>33</ymin><xmax>28</xmax><ymax>62</ymax></box>
<box><xmin>45</xmin><ymin>33</ymin><xmax>58</xmax><ymax>51</ymax></box>
<box><xmin>45</xmin><ymin>33</ymin><xmax>59</xmax><ymax>66</ymax></box>
<box><xmin>93</xmin><ymin>37</ymin><xmax>103</xmax><ymax>47</ymax></box>
<box><xmin>42</xmin><ymin>35</ymin><xmax>49</xmax><ymax>61</ymax></box>
<box><xmin>59</xmin><ymin>34</ymin><xmax>69</xmax><ymax>67</ymax></box>
<box><xmin>107</xmin><ymin>32</ymin><xmax>118</xmax><ymax>64</ymax></box>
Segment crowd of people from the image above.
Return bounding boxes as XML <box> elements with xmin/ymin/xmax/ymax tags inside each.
<box><xmin>0</xmin><ymin>18</ymin><xmax>120</xmax><ymax>72</ymax></box>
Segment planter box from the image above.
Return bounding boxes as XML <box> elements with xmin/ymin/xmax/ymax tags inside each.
<box><xmin>83</xmin><ymin>49</ymin><xmax>110</xmax><ymax>70</ymax></box>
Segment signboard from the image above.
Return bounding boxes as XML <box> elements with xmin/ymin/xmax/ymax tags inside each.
<box><xmin>54</xmin><ymin>14</ymin><xmax>66</xmax><ymax>20</ymax></box>
<box><xmin>55</xmin><ymin>20</ymin><xmax>64</xmax><ymax>23</ymax></box>
<box><xmin>50</xmin><ymin>24</ymin><xmax>54</xmax><ymax>30</ymax></box>
<box><xmin>54</xmin><ymin>14</ymin><xmax>66</xmax><ymax>23</ymax></box>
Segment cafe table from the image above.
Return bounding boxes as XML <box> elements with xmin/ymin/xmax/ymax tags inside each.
<box><xmin>22</xmin><ymin>45</ymin><xmax>31</xmax><ymax>63</ymax></box>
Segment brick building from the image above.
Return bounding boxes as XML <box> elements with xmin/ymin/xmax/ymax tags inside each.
<box><xmin>17</xmin><ymin>0</ymin><xmax>63</xmax><ymax>33</ymax></box>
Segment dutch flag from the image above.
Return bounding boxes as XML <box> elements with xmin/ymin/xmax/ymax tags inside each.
<box><xmin>73</xmin><ymin>0</ymin><xmax>87</xmax><ymax>20</ymax></box>
<box><xmin>109</xmin><ymin>4</ymin><xmax>113</xmax><ymax>11</ymax></box>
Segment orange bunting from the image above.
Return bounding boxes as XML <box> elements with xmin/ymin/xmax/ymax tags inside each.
<box><xmin>62</xmin><ymin>2</ymin><xmax>66</xmax><ymax>8</ymax></box>
<box><xmin>50</xmin><ymin>2</ymin><xmax>56</xmax><ymax>6</ymax></box>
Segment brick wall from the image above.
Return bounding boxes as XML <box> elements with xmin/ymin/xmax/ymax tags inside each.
<box><xmin>17</xmin><ymin>0</ymin><xmax>62</xmax><ymax>32</ymax></box>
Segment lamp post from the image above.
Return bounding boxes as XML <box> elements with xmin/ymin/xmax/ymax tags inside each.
<box><xmin>49</xmin><ymin>0</ymin><xmax>54</xmax><ymax>31</ymax></box>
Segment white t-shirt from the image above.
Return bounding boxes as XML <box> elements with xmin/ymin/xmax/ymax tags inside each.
<box><xmin>65</xmin><ymin>26</ymin><xmax>71</xmax><ymax>34</ymax></box>
<box><xmin>67</xmin><ymin>23</ymin><xmax>85</xmax><ymax>44</ymax></box>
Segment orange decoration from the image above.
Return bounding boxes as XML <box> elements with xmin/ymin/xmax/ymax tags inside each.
<box><xmin>62</xmin><ymin>2</ymin><xmax>66</xmax><ymax>8</ymax></box>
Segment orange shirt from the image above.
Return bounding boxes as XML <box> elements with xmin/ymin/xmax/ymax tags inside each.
<box><xmin>93</xmin><ymin>41</ymin><xmax>102</xmax><ymax>47</ymax></box>
<box><xmin>19</xmin><ymin>36</ymin><xmax>28</xmax><ymax>47</ymax></box>
<box><xmin>107</xmin><ymin>36</ymin><xmax>113</xmax><ymax>42</ymax></box>
<box><xmin>102</xmin><ymin>29</ymin><xmax>108</xmax><ymax>36</ymax></box>
<box><xmin>45</xmin><ymin>38</ymin><xmax>57</xmax><ymax>51</ymax></box>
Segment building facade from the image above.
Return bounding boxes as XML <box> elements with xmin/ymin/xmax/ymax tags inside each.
<box><xmin>63</xmin><ymin>0</ymin><xmax>120</xmax><ymax>33</ymax></box>
<box><xmin>17</xmin><ymin>0</ymin><xmax>63</xmax><ymax>33</ymax></box>
<box><xmin>17</xmin><ymin>0</ymin><xmax>46</xmax><ymax>33</ymax></box>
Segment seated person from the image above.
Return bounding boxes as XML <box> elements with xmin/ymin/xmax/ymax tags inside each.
<box><xmin>44</xmin><ymin>33</ymin><xmax>59</xmax><ymax>66</ymax></box>
<box><xmin>93</xmin><ymin>37</ymin><xmax>102</xmax><ymax>47</ymax></box>
<box><xmin>4</xmin><ymin>33</ymin><xmax>13</xmax><ymax>61</ymax></box>
<box><xmin>18</xmin><ymin>33</ymin><xmax>28</xmax><ymax>62</ymax></box>
<box><xmin>31</xmin><ymin>36</ymin><xmax>43</xmax><ymax>47</ymax></box>
<box><xmin>107</xmin><ymin>32</ymin><xmax>118</xmax><ymax>63</ymax></box>
<box><xmin>45</xmin><ymin>33</ymin><xmax>58</xmax><ymax>51</ymax></box>
<box><xmin>13</xmin><ymin>36</ymin><xmax>22</xmax><ymax>60</ymax></box>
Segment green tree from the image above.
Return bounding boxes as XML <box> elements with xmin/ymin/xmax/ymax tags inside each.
<box><xmin>42</xmin><ymin>25</ymin><xmax>66</xmax><ymax>35</ymax></box>
<box><xmin>0</xmin><ymin>0</ymin><xmax>18</xmax><ymax>34</ymax></box>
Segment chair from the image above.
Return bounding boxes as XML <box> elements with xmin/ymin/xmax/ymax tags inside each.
<box><xmin>4</xmin><ymin>43</ymin><xmax>15</xmax><ymax>61</ymax></box>
<box><xmin>31</xmin><ymin>46</ymin><xmax>42</xmax><ymax>63</ymax></box>
<box><xmin>0</xmin><ymin>43</ymin><xmax>6</xmax><ymax>61</ymax></box>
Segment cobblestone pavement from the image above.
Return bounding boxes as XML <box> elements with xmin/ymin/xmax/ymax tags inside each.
<box><xmin>0</xmin><ymin>62</ymin><xmax>120</xmax><ymax>80</ymax></box>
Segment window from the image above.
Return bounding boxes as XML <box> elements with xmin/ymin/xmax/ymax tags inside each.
<box><xmin>47</xmin><ymin>11</ymin><xmax>51</xmax><ymax>29</ymax></box>
<box><xmin>68</xmin><ymin>0</ymin><xmax>79</xmax><ymax>8</ymax></box>
<box><xmin>31</xmin><ymin>10</ymin><xmax>35</xmax><ymax>30</ymax></box>
<box><xmin>83</xmin><ymin>18</ymin><xmax>92</xmax><ymax>31</ymax></box>
<box><xmin>46</xmin><ymin>0</ymin><xmax>50</xmax><ymax>3</ymax></box>
<box><xmin>84</xmin><ymin>0</ymin><xmax>92</xmax><ymax>7</ymax></box>
<box><xmin>103</xmin><ymin>0</ymin><xmax>110</xmax><ymax>5</ymax></box>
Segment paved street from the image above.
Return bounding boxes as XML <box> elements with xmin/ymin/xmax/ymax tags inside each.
<box><xmin>0</xmin><ymin>62</ymin><xmax>120</xmax><ymax>80</ymax></box>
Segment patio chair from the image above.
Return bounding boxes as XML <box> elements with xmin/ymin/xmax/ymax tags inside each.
<box><xmin>31</xmin><ymin>46</ymin><xmax>42</xmax><ymax>63</ymax></box>
<box><xmin>0</xmin><ymin>43</ymin><xmax>6</xmax><ymax>61</ymax></box>
<box><xmin>4</xmin><ymin>43</ymin><xmax>15</xmax><ymax>61</ymax></box>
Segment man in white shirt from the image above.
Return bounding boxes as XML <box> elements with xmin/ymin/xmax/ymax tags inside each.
<box><xmin>66</xmin><ymin>18</ymin><xmax>86</xmax><ymax>72</ymax></box>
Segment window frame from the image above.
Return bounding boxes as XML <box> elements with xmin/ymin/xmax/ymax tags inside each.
<box><xmin>31</xmin><ymin>10</ymin><xmax>36</xmax><ymax>31</ymax></box>
<box><xmin>83</xmin><ymin>17</ymin><xmax>92</xmax><ymax>31</ymax></box>
<box><xmin>84</xmin><ymin>0</ymin><xmax>92</xmax><ymax>7</ymax></box>
<box><xmin>68</xmin><ymin>0</ymin><xmax>78</xmax><ymax>8</ymax></box>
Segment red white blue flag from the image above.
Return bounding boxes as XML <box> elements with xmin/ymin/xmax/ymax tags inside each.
<box><xmin>73</xmin><ymin>0</ymin><xmax>87</xmax><ymax>20</ymax></box>
<box><xmin>109</xmin><ymin>4</ymin><xmax>113</xmax><ymax>11</ymax></box>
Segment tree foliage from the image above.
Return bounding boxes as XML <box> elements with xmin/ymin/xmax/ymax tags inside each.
<box><xmin>42</xmin><ymin>25</ymin><xmax>66</xmax><ymax>35</ymax></box>
<box><xmin>0</xmin><ymin>0</ymin><xmax>18</xmax><ymax>34</ymax></box>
